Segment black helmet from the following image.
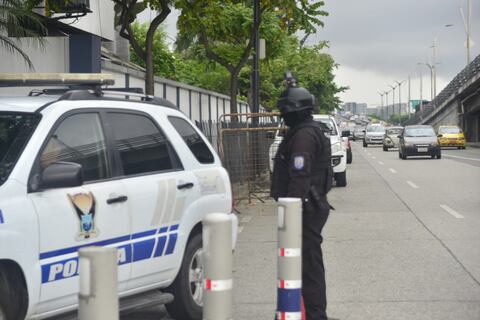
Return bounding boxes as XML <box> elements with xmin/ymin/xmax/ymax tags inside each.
<box><xmin>277</xmin><ymin>86</ymin><xmax>316</xmax><ymax>115</ymax></box>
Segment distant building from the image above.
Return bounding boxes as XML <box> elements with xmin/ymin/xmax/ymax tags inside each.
<box><xmin>342</xmin><ymin>102</ymin><xmax>367</xmax><ymax>115</ymax></box>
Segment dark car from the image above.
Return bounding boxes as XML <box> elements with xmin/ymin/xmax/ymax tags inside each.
<box><xmin>398</xmin><ymin>125</ymin><xmax>441</xmax><ymax>159</ymax></box>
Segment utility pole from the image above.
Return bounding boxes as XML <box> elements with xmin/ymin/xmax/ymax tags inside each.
<box><xmin>395</xmin><ymin>80</ymin><xmax>405</xmax><ymax>120</ymax></box>
<box><xmin>252</xmin><ymin>0</ymin><xmax>260</xmax><ymax>114</ymax></box>
<box><xmin>408</xmin><ymin>75</ymin><xmax>411</xmax><ymax>119</ymax></box>
<box><xmin>460</xmin><ymin>0</ymin><xmax>472</xmax><ymax>64</ymax></box>
<box><xmin>389</xmin><ymin>84</ymin><xmax>397</xmax><ymax>121</ymax></box>
<box><xmin>384</xmin><ymin>90</ymin><xmax>389</xmax><ymax>121</ymax></box>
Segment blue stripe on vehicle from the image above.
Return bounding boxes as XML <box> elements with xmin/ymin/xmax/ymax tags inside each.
<box><xmin>132</xmin><ymin>229</ymin><xmax>157</xmax><ymax>239</ymax></box>
<box><xmin>277</xmin><ymin>288</ymin><xmax>302</xmax><ymax>313</ymax></box>
<box><xmin>39</xmin><ymin>235</ymin><xmax>131</xmax><ymax>260</ymax></box>
<box><xmin>158</xmin><ymin>226</ymin><xmax>168</xmax><ymax>234</ymax></box>
<box><xmin>169</xmin><ymin>224</ymin><xmax>179</xmax><ymax>231</ymax></box>
<box><xmin>153</xmin><ymin>235</ymin><xmax>168</xmax><ymax>257</ymax></box>
<box><xmin>165</xmin><ymin>233</ymin><xmax>177</xmax><ymax>255</ymax></box>
<box><xmin>0</xmin><ymin>210</ymin><xmax>4</xmax><ymax>224</ymax></box>
<box><xmin>133</xmin><ymin>239</ymin><xmax>156</xmax><ymax>262</ymax></box>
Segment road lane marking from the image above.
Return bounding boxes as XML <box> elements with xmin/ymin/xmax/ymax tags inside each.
<box><xmin>440</xmin><ymin>204</ymin><xmax>464</xmax><ymax>219</ymax></box>
<box><xmin>378</xmin><ymin>161</ymin><xmax>384</xmax><ymax>165</ymax></box>
<box><xmin>406</xmin><ymin>181</ymin><xmax>419</xmax><ymax>189</ymax></box>
<box><xmin>443</xmin><ymin>154</ymin><xmax>480</xmax><ymax>162</ymax></box>
<box><xmin>389</xmin><ymin>168</ymin><xmax>397</xmax><ymax>173</ymax></box>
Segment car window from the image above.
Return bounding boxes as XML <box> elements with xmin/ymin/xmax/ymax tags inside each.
<box><xmin>314</xmin><ymin>118</ymin><xmax>337</xmax><ymax>135</ymax></box>
<box><xmin>0</xmin><ymin>112</ymin><xmax>40</xmax><ymax>186</ymax></box>
<box><xmin>168</xmin><ymin>116</ymin><xmax>214</xmax><ymax>164</ymax></box>
<box><xmin>107</xmin><ymin>112</ymin><xmax>180</xmax><ymax>175</ymax></box>
<box><xmin>40</xmin><ymin>113</ymin><xmax>109</xmax><ymax>182</ymax></box>
<box><xmin>439</xmin><ymin>127</ymin><xmax>461</xmax><ymax>134</ymax></box>
<box><xmin>404</xmin><ymin>127</ymin><xmax>436</xmax><ymax>137</ymax></box>
<box><xmin>366</xmin><ymin>125</ymin><xmax>385</xmax><ymax>132</ymax></box>
<box><xmin>387</xmin><ymin>128</ymin><xmax>402</xmax><ymax>135</ymax></box>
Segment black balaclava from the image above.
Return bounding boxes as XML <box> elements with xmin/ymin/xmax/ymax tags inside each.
<box><xmin>283</xmin><ymin>109</ymin><xmax>313</xmax><ymax>128</ymax></box>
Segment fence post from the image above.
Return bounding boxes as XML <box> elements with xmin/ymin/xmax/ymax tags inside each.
<box><xmin>203</xmin><ymin>213</ymin><xmax>233</xmax><ymax>320</ymax></box>
<box><xmin>78</xmin><ymin>246</ymin><xmax>119</xmax><ymax>320</ymax></box>
<box><xmin>276</xmin><ymin>198</ymin><xmax>302</xmax><ymax>320</ymax></box>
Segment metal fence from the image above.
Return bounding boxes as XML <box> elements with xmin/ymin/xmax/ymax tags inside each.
<box><xmin>212</xmin><ymin>113</ymin><xmax>283</xmax><ymax>204</ymax></box>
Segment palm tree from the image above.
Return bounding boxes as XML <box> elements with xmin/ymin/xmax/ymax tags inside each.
<box><xmin>0</xmin><ymin>0</ymin><xmax>46</xmax><ymax>70</ymax></box>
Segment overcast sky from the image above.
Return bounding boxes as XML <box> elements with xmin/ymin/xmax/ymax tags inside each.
<box><xmin>144</xmin><ymin>1</ymin><xmax>479</xmax><ymax>107</ymax></box>
<box><xmin>308</xmin><ymin>0</ymin><xmax>480</xmax><ymax>106</ymax></box>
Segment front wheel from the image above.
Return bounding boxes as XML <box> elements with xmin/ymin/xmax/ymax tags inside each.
<box><xmin>335</xmin><ymin>171</ymin><xmax>347</xmax><ymax>187</ymax></box>
<box><xmin>0</xmin><ymin>263</ymin><xmax>28</xmax><ymax>320</ymax></box>
<box><xmin>165</xmin><ymin>233</ymin><xmax>203</xmax><ymax>320</ymax></box>
<box><xmin>347</xmin><ymin>150</ymin><xmax>352</xmax><ymax>164</ymax></box>
<box><xmin>363</xmin><ymin>141</ymin><xmax>367</xmax><ymax>147</ymax></box>
<box><xmin>383</xmin><ymin>146</ymin><xmax>388</xmax><ymax>151</ymax></box>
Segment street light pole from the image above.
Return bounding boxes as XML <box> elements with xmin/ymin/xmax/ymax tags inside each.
<box><xmin>389</xmin><ymin>84</ymin><xmax>397</xmax><ymax>120</ymax></box>
<box><xmin>384</xmin><ymin>90</ymin><xmax>389</xmax><ymax>121</ymax></box>
<box><xmin>417</xmin><ymin>63</ymin><xmax>433</xmax><ymax>101</ymax></box>
<box><xmin>460</xmin><ymin>0</ymin><xmax>472</xmax><ymax>64</ymax></box>
<box><xmin>395</xmin><ymin>80</ymin><xmax>405</xmax><ymax>120</ymax></box>
<box><xmin>408</xmin><ymin>75</ymin><xmax>411</xmax><ymax>118</ymax></box>
<box><xmin>432</xmin><ymin>24</ymin><xmax>453</xmax><ymax>98</ymax></box>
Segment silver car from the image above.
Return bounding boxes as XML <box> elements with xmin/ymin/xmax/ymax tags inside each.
<box><xmin>383</xmin><ymin>127</ymin><xmax>403</xmax><ymax>151</ymax></box>
<box><xmin>363</xmin><ymin>123</ymin><xmax>385</xmax><ymax>147</ymax></box>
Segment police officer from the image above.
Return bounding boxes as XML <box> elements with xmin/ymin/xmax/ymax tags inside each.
<box><xmin>271</xmin><ymin>73</ymin><xmax>333</xmax><ymax>320</ymax></box>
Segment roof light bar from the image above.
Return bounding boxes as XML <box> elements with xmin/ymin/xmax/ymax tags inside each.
<box><xmin>0</xmin><ymin>73</ymin><xmax>115</xmax><ymax>87</ymax></box>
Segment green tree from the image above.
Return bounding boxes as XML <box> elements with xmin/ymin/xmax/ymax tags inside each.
<box><xmin>112</xmin><ymin>0</ymin><xmax>172</xmax><ymax>95</ymax></box>
<box><xmin>1</xmin><ymin>0</ymin><xmax>46</xmax><ymax>69</ymax></box>
<box><xmin>129</xmin><ymin>22</ymin><xmax>175</xmax><ymax>78</ymax></box>
<box><xmin>175</xmin><ymin>0</ymin><xmax>328</xmax><ymax>114</ymax></box>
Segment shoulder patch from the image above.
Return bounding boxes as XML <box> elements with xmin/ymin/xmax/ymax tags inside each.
<box><xmin>293</xmin><ymin>156</ymin><xmax>305</xmax><ymax>170</ymax></box>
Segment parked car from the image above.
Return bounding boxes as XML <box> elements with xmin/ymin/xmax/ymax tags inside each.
<box><xmin>0</xmin><ymin>74</ymin><xmax>238</xmax><ymax>320</ymax></box>
<box><xmin>437</xmin><ymin>125</ymin><xmax>466</xmax><ymax>149</ymax></box>
<box><xmin>383</xmin><ymin>126</ymin><xmax>403</xmax><ymax>151</ymax></box>
<box><xmin>363</xmin><ymin>123</ymin><xmax>385</xmax><ymax>147</ymax></box>
<box><xmin>398</xmin><ymin>125</ymin><xmax>441</xmax><ymax>159</ymax></box>
<box><xmin>268</xmin><ymin>115</ymin><xmax>348</xmax><ymax>187</ymax></box>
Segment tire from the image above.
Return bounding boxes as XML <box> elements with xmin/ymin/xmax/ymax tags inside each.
<box><xmin>335</xmin><ymin>171</ymin><xmax>347</xmax><ymax>187</ymax></box>
<box><xmin>0</xmin><ymin>263</ymin><xmax>28</xmax><ymax>320</ymax></box>
<box><xmin>402</xmin><ymin>152</ymin><xmax>407</xmax><ymax>160</ymax></box>
<box><xmin>437</xmin><ymin>153</ymin><xmax>442</xmax><ymax>159</ymax></box>
<box><xmin>165</xmin><ymin>233</ymin><xmax>203</xmax><ymax>320</ymax></box>
<box><xmin>347</xmin><ymin>150</ymin><xmax>352</xmax><ymax>164</ymax></box>
<box><xmin>383</xmin><ymin>146</ymin><xmax>388</xmax><ymax>151</ymax></box>
<box><xmin>398</xmin><ymin>151</ymin><xmax>402</xmax><ymax>159</ymax></box>
<box><xmin>431</xmin><ymin>154</ymin><xmax>435</xmax><ymax>159</ymax></box>
<box><xmin>363</xmin><ymin>141</ymin><xmax>367</xmax><ymax>148</ymax></box>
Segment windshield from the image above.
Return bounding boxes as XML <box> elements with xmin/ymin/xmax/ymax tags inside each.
<box><xmin>387</xmin><ymin>128</ymin><xmax>403</xmax><ymax>135</ymax></box>
<box><xmin>404</xmin><ymin>127</ymin><xmax>436</xmax><ymax>137</ymax></box>
<box><xmin>366</xmin><ymin>125</ymin><xmax>385</xmax><ymax>132</ymax></box>
<box><xmin>439</xmin><ymin>127</ymin><xmax>461</xmax><ymax>134</ymax></box>
<box><xmin>314</xmin><ymin>118</ymin><xmax>337</xmax><ymax>135</ymax></box>
<box><xmin>0</xmin><ymin>112</ymin><xmax>40</xmax><ymax>185</ymax></box>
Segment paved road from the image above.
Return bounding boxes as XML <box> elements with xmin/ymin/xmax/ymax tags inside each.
<box><xmin>125</xmin><ymin>141</ymin><xmax>480</xmax><ymax>319</ymax></box>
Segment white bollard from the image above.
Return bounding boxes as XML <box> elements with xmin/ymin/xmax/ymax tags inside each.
<box><xmin>203</xmin><ymin>213</ymin><xmax>234</xmax><ymax>320</ymax></box>
<box><xmin>276</xmin><ymin>198</ymin><xmax>302</xmax><ymax>320</ymax></box>
<box><xmin>78</xmin><ymin>246</ymin><xmax>119</xmax><ymax>320</ymax></box>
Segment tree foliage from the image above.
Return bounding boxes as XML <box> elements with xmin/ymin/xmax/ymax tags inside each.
<box><xmin>175</xmin><ymin>0</ymin><xmax>328</xmax><ymax>114</ymax></box>
<box><xmin>112</xmin><ymin>0</ymin><xmax>172</xmax><ymax>95</ymax></box>
<box><xmin>1</xmin><ymin>0</ymin><xmax>46</xmax><ymax>69</ymax></box>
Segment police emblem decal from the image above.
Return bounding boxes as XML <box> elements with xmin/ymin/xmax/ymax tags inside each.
<box><xmin>293</xmin><ymin>156</ymin><xmax>305</xmax><ymax>170</ymax></box>
<box><xmin>68</xmin><ymin>192</ymin><xmax>98</xmax><ymax>240</ymax></box>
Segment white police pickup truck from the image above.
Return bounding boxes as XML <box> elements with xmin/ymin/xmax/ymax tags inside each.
<box><xmin>0</xmin><ymin>74</ymin><xmax>237</xmax><ymax>320</ymax></box>
<box><xmin>268</xmin><ymin>114</ymin><xmax>348</xmax><ymax>187</ymax></box>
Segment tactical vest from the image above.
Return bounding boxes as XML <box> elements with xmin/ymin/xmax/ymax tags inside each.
<box><xmin>270</xmin><ymin>120</ymin><xmax>333</xmax><ymax>200</ymax></box>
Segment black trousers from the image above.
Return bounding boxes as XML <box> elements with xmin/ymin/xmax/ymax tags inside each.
<box><xmin>302</xmin><ymin>198</ymin><xmax>329</xmax><ymax>320</ymax></box>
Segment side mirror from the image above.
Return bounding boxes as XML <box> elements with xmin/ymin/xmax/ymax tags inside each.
<box><xmin>266</xmin><ymin>131</ymin><xmax>275</xmax><ymax>139</ymax></box>
<box><xmin>437</xmin><ymin>134</ymin><xmax>443</xmax><ymax>138</ymax></box>
<box><xmin>341</xmin><ymin>130</ymin><xmax>350</xmax><ymax>138</ymax></box>
<box><xmin>41</xmin><ymin>162</ymin><xmax>83</xmax><ymax>189</ymax></box>
<box><xmin>397</xmin><ymin>135</ymin><xmax>402</xmax><ymax>139</ymax></box>
<box><xmin>362</xmin><ymin>129</ymin><xmax>366</xmax><ymax>133</ymax></box>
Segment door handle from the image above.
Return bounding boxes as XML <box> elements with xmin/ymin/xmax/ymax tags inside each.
<box><xmin>106</xmin><ymin>195</ymin><xmax>128</xmax><ymax>205</ymax></box>
<box><xmin>177</xmin><ymin>182</ymin><xmax>194</xmax><ymax>190</ymax></box>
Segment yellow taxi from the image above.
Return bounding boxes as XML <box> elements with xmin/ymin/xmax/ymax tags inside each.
<box><xmin>437</xmin><ymin>125</ymin><xmax>466</xmax><ymax>149</ymax></box>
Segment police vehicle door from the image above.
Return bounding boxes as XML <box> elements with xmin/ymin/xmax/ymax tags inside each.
<box><xmin>104</xmin><ymin>111</ymin><xmax>200</xmax><ymax>290</ymax></box>
<box><xmin>28</xmin><ymin>112</ymin><xmax>131</xmax><ymax>313</ymax></box>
